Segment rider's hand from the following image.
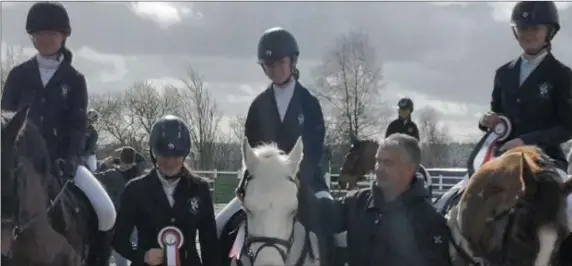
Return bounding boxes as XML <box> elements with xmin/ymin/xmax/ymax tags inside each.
<box><xmin>480</xmin><ymin>112</ymin><xmax>502</xmax><ymax>129</ymax></box>
<box><xmin>144</xmin><ymin>248</ymin><xmax>164</xmax><ymax>265</ymax></box>
<box><xmin>499</xmin><ymin>138</ymin><xmax>525</xmax><ymax>151</ymax></box>
<box><xmin>57</xmin><ymin>158</ymin><xmax>78</xmax><ymax>179</ymax></box>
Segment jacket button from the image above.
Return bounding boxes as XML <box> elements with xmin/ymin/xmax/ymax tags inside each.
<box><xmin>170</xmin><ymin>218</ymin><xmax>175</xmax><ymax>223</ymax></box>
<box><xmin>516</xmin><ymin>98</ymin><xmax>520</xmax><ymax>103</ymax></box>
<box><xmin>39</xmin><ymin>116</ymin><xmax>44</xmax><ymax>121</ymax></box>
<box><xmin>41</xmin><ymin>98</ymin><xmax>46</xmax><ymax>103</ymax></box>
<box><xmin>53</xmin><ymin>129</ymin><xmax>57</xmax><ymax>136</ymax></box>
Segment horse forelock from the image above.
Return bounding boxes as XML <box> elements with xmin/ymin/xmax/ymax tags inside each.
<box><xmin>243</xmin><ymin>143</ymin><xmax>299</xmax><ymax>198</ymax></box>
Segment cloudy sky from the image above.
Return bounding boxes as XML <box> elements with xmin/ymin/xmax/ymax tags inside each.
<box><xmin>2</xmin><ymin>1</ymin><xmax>572</xmax><ymax>141</ymax></box>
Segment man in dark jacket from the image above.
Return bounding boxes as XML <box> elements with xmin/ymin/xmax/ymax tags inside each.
<box><xmin>95</xmin><ymin>146</ymin><xmax>142</xmax><ymax>266</ymax></box>
<box><xmin>300</xmin><ymin>133</ymin><xmax>452</xmax><ymax>266</ymax></box>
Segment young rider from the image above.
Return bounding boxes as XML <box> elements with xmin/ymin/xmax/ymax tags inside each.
<box><xmin>1</xmin><ymin>3</ymin><xmax>116</xmax><ymax>264</ymax></box>
<box><xmin>113</xmin><ymin>115</ymin><xmax>219</xmax><ymax>266</ymax></box>
<box><xmin>478</xmin><ymin>1</ymin><xmax>572</xmax><ymax>172</ymax></box>
<box><xmin>385</xmin><ymin>97</ymin><xmax>420</xmax><ymax>141</ymax></box>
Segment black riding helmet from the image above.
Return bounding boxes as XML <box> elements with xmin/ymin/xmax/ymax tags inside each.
<box><xmin>511</xmin><ymin>1</ymin><xmax>560</xmax><ymax>48</ymax></box>
<box><xmin>149</xmin><ymin>115</ymin><xmax>191</xmax><ymax>164</ymax></box>
<box><xmin>257</xmin><ymin>27</ymin><xmax>300</xmax><ymax>82</ymax></box>
<box><xmin>26</xmin><ymin>2</ymin><xmax>71</xmax><ymax>35</ymax></box>
<box><xmin>397</xmin><ymin>97</ymin><xmax>414</xmax><ymax>111</ymax></box>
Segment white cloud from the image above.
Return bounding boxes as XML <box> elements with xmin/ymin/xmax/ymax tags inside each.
<box><xmin>130</xmin><ymin>2</ymin><xmax>202</xmax><ymax>28</ymax></box>
<box><xmin>76</xmin><ymin>46</ymin><xmax>129</xmax><ymax>82</ymax></box>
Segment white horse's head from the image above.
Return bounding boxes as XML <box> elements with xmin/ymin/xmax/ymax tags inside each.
<box><xmin>239</xmin><ymin>137</ymin><xmax>303</xmax><ymax>266</ymax></box>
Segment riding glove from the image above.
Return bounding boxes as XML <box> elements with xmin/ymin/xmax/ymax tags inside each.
<box><xmin>58</xmin><ymin>157</ymin><xmax>78</xmax><ymax>179</ymax></box>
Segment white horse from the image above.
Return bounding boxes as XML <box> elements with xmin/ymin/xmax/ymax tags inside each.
<box><xmin>230</xmin><ymin>137</ymin><xmax>323</xmax><ymax>266</ymax></box>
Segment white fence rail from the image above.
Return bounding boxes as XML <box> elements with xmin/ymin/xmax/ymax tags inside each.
<box><xmin>192</xmin><ymin>170</ymin><xmax>465</xmax><ymax>200</ymax></box>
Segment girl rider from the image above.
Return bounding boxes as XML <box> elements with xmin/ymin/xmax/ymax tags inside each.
<box><xmin>112</xmin><ymin>115</ymin><xmax>220</xmax><ymax>266</ymax></box>
<box><xmin>479</xmin><ymin>1</ymin><xmax>572</xmax><ymax>172</ymax></box>
<box><xmin>1</xmin><ymin>2</ymin><xmax>116</xmax><ymax>264</ymax></box>
<box><xmin>385</xmin><ymin>97</ymin><xmax>420</xmax><ymax>141</ymax></box>
<box><xmin>216</xmin><ymin>27</ymin><xmax>330</xmax><ymax>232</ymax></box>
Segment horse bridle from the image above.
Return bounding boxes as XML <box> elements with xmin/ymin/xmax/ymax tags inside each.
<box><xmin>236</xmin><ymin>170</ymin><xmax>310</xmax><ymax>265</ymax></box>
<box><xmin>1</xmin><ymin>147</ymin><xmax>70</xmax><ymax>259</ymax></box>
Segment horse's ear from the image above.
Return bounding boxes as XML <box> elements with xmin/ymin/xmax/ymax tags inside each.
<box><xmin>3</xmin><ymin>105</ymin><xmax>30</xmax><ymax>147</ymax></box>
<box><xmin>242</xmin><ymin>137</ymin><xmax>258</xmax><ymax>170</ymax></box>
<box><xmin>520</xmin><ymin>153</ymin><xmax>537</xmax><ymax>196</ymax></box>
<box><xmin>288</xmin><ymin>137</ymin><xmax>304</xmax><ymax>174</ymax></box>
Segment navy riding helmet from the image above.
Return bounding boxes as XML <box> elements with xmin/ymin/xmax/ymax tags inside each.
<box><xmin>149</xmin><ymin>115</ymin><xmax>191</xmax><ymax>163</ymax></box>
<box><xmin>26</xmin><ymin>2</ymin><xmax>71</xmax><ymax>35</ymax></box>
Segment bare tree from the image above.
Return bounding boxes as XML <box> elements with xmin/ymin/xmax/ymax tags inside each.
<box><xmin>1</xmin><ymin>45</ymin><xmax>24</xmax><ymax>94</ymax></box>
<box><xmin>175</xmin><ymin>66</ymin><xmax>222</xmax><ymax>170</ymax></box>
<box><xmin>228</xmin><ymin>115</ymin><xmax>246</xmax><ymax>143</ymax></box>
<box><xmin>416</xmin><ymin>106</ymin><xmax>451</xmax><ymax>167</ymax></box>
<box><xmin>89</xmin><ymin>92</ymin><xmax>146</xmax><ymax>152</ymax></box>
<box><xmin>313</xmin><ymin>30</ymin><xmax>387</xmax><ymax>142</ymax></box>
<box><xmin>124</xmin><ymin>81</ymin><xmax>177</xmax><ymax>135</ymax></box>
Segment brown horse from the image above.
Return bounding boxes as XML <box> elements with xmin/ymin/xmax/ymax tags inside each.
<box><xmin>1</xmin><ymin>106</ymin><xmax>105</xmax><ymax>266</ymax></box>
<box><xmin>448</xmin><ymin>146</ymin><xmax>572</xmax><ymax>266</ymax></box>
<box><xmin>338</xmin><ymin>138</ymin><xmax>378</xmax><ymax>190</ymax></box>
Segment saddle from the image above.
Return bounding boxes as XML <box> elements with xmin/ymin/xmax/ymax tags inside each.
<box><xmin>47</xmin><ymin>168</ymin><xmax>97</xmax><ymax>256</ymax></box>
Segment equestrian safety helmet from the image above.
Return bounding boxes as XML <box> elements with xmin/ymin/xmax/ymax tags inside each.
<box><xmin>511</xmin><ymin>1</ymin><xmax>560</xmax><ymax>40</ymax></box>
<box><xmin>257</xmin><ymin>27</ymin><xmax>299</xmax><ymax>66</ymax></box>
<box><xmin>87</xmin><ymin>109</ymin><xmax>99</xmax><ymax>123</ymax></box>
<box><xmin>26</xmin><ymin>2</ymin><xmax>71</xmax><ymax>35</ymax></box>
<box><xmin>149</xmin><ymin>115</ymin><xmax>191</xmax><ymax>159</ymax></box>
<box><xmin>397</xmin><ymin>97</ymin><xmax>414</xmax><ymax>111</ymax></box>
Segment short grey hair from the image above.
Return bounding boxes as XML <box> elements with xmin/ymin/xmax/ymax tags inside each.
<box><xmin>378</xmin><ymin>133</ymin><xmax>421</xmax><ymax>165</ymax></box>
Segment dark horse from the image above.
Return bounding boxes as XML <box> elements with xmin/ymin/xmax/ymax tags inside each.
<box><xmin>447</xmin><ymin>146</ymin><xmax>572</xmax><ymax>266</ymax></box>
<box><xmin>1</xmin><ymin>106</ymin><xmax>109</xmax><ymax>266</ymax></box>
<box><xmin>339</xmin><ymin>137</ymin><xmax>432</xmax><ymax>193</ymax></box>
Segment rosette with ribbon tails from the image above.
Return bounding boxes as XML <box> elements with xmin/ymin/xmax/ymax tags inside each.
<box><xmin>468</xmin><ymin>115</ymin><xmax>512</xmax><ymax>176</ymax></box>
<box><xmin>158</xmin><ymin>226</ymin><xmax>184</xmax><ymax>266</ymax></box>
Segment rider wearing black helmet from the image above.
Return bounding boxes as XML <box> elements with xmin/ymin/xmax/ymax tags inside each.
<box><xmin>479</xmin><ymin>1</ymin><xmax>572</xmax><ymax>172</ymax></box>
<box><xmin>215</xmin><ymin>27</ymin><xmax>332</xmax><ymax>265</ymax></box>
<box><xmin>386</xmin><ymin>97</ymin><xmax>420</xmax><ymax>141</ymax></box>
<box><xmin>112</xmin><ymin>115</ymin><xmax>219</xmax><ymax>266</ymax></box>
<box><xmin>1</xmin><ymin>3</ymin><xmax>116</xmax><ymax>264</ymax></box>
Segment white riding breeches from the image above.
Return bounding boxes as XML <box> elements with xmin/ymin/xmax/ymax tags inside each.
<box><xmin>74</xmin><ymin>165</ymin><xmax>116</xmax><ymax>231</ymax></box>
<box><xmin>84</xmin><ymin>154</ymin><xmax>97</xmax><ymax>172</ymax></box>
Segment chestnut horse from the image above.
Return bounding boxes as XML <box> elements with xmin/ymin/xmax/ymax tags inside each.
<box><xmin>339</xmin><ymin>137</ymin><xmax>431</xmax><ymax>193</ymax></box>
<box><xmin>338</xmin><ymin>138</ymin><xmax>377</xmax><ymax>190</ymax></box>
<box><xmin>448</xmin><ymin>146</ymin><xmax>572</xmax><ymax>266</ymax></box>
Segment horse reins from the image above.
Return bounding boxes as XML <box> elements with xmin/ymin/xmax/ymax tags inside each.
<box><xmin>2</xmin><ymin>150</ymin><xmax>71</xmax><ymax>252</ymax></box>
<box><xmin>236</xmin><ymin>170</ymin><xmax>314</xmax><ymax>266</ymax></box>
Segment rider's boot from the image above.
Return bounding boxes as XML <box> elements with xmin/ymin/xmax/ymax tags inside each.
<box><xmin>73</xmin><ymin>166</ymin><xmax>117</xmax><ymax>266</ymax></box>
<box><xmin>216</xmin><ymin>196</ymin><xmax>243</xmax><ymax>237</ymax></box>
<box><xmin>87</xmin><ymin>229</ymin><xmax>113</xmax><ymax>266</ymax></box>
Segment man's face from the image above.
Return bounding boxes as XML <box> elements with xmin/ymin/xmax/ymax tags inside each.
<box><xmin>374</xmin><ymin>147</ymin><xmax>416</xmax><ymax>190</ymax></box>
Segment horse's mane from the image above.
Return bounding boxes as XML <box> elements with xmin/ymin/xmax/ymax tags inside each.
<box><xmin>504</xmin><ymin>146</ymin><xmax>546</xmax><ymax>173</ymax></box>
<box><xmin>1</xmin><ymin>110</ymin><xmax>51</xmax><ymax>179</ymax></box>
<box><xmin>248</xmin><ymin>143</ymin><xmax>291</xmax><ymax>162</ymax></box>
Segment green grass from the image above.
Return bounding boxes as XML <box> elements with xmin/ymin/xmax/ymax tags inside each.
<box><xmin>212</xmin><ymin>173</ymin><xmax>239</xmax><ymax>204</ymax></box>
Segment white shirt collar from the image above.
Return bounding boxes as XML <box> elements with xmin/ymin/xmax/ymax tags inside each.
<box><xmin>272</xmin><ymin>78</ymin><xmax>296</xmax><ymax>95</ymax></box>
<box><xmin>156</xmin><ymin>169</ymin><xmax>181</xmax><ymax>188</ymax></box>
<box><xmin>36</xmin><ymin>53</ymin><xmax>63</xmax><ymax>69</ymax></box>
<box><xmin>520</xmin><ymin>50</ymin><xmax>548</xmax><ymax>66</ymax></box>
